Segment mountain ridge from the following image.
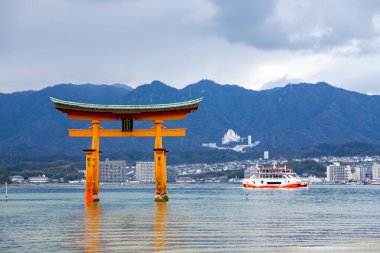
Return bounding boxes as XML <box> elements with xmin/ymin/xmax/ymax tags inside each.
<box><xmin>1</xmin><ymin>80</ymin><xmax>380</xmax><ymax>165</ymax></box>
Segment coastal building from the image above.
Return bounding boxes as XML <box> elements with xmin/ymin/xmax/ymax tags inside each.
<box><xmin>100</xmin><ymin>158</ymin><xmax>127</xmax><ymax>182</ymax></box>
<box><xmin>372</xmin><ymin>163</ymin><xmax>380</xmax><ymax>179</ymax></box>
<box><xmin>355</xmin><ymin>166</ymin><xmax>366</xmax><ymax>181</ymax></box>
<box><xmin>10</xmin><ymin>175</ymin><xmax>24</xmax><ymax>184</ymax></box>
<box><xmin>29</xmin><ymin>174</ymin><xmax>49</xmax><ymax>184</ymax></box>
<box><xmin>177</xmin><ymin>177</ymin><xmax>195</xmax><ymax>183</ymax></box>
<box><xmin>136</xmin><ymin>161</ymin><xmax>154</xmax><ymax>183</ymax></box>
<box><xmin>307</xmin><ymin>175</ymin><xmax>323</xmax><ymax>184</ymax></box>
<box><xmin>326</xmin><ymin>163</ymin><xmax>352</xmax><ymax>182</ymax></box>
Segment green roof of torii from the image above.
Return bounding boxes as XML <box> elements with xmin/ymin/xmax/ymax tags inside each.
<box><xmin>50</xmin><ymin>97</ymin><xmax>203</xmax><ymax>115</ymax></box>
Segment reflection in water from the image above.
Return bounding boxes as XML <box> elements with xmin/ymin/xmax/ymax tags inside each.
<box><xmin>154</xmin><ymin>202</ymin><xmax>168</xmax><ymax>251</ymax></box>
<box><xmin>84</xmin><ymin>202</ymin><xmax>101</xmax><ymax>252</ymax></box>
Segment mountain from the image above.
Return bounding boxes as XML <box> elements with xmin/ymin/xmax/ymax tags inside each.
<box><xmin>1</xmin><ymin>80</ymin><xmax>380</xmax><ymax>165</ymax></box>
<box><xmin>122</xmin><ymin>80</ymin><xmax>380</xmax><ymax>151</ymax></box>
<box><xmin>0</xmin><ymin>83</ymin><xmax>132</xmax><ymax>163</ymax></box>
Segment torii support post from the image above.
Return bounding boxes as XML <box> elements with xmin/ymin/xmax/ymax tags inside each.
<box><xmin>83</xmin><ymin>149</ymin><xmax>96</xmax><ymax>204</ymax></box>
<box><xmin>154</xmin><ymin>148</ymin><xmax>168</xmax><ymax>201</ymax></box>
<box><xmin>154</xmin><ymin>120</ymin><xmax>169</xmax><ymax>202</ymax></box>
<box><xmin>163</xmin><ymin>149</ymin><xmax>168</xmax><ymax>192</ymax></box>
<box><xmin>91</xmin><ymin>120</ymin><xmax>101</xmax><ymax>202</ymax></box>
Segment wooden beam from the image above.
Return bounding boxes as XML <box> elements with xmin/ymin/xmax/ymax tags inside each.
<box><xmin>63</xmin><ymin>109</ymin><xmax>191</xmax><ymax>121</ymax></box>
<box><xmin>69</xmin><ymin>128</ymin><xmax>186</xmax><ymax>137</ymax></box>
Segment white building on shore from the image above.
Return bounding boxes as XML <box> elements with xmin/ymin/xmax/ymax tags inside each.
<box><xmin>136</xmin><ymin>161</ymin><xmax>154</xmax><ymax>183</ymax></box>
<box><xmin>354</xmin><ymin>166</ymin><xmax>366</xmax><ymax>181</ymax></box>
<box><xmin>10</xmin><ymin>175</ymin><xmax>24</xmax><ymax>184</ymax></box>
<box><xmin>100</xmin><ymin>158</ymin><xmax>127</xmax><ymax>183</ymax></box>
<box><xmin>372</xmin><ymin>163</ymin><xmax>380</xmax><ymax>180</ymax></box>
<box><xmin>326</xmin><ymin>163</ymin><xmax>352</xmax><ymax>182</ymax></box>
<box><xmin>29</xmin><ymin>174</ymin><xmax>49</xmax><ymax>184</ymax></box>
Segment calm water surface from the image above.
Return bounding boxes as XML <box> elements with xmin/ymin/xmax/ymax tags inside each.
<box><xmin>1</xmin><ymin>184</ymin><xmax>380</xmax><ymax>252</ymax></box>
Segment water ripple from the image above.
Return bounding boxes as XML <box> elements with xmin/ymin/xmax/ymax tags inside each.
<box><xmin>1</xmin><ymin>184</ymin><xmax>380</xmax><ymax>252</ymax></box>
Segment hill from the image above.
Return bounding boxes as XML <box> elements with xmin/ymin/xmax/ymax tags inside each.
<box><xmin>1</xmin><ymin>80</ymin><xmax>380</xmax><ymax>166</ymax></box>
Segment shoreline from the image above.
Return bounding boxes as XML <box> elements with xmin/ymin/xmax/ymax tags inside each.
<box><xmin>1</xmin><ymin>182</ymin><xmax>380</xmax><ymax>187</ymax></box>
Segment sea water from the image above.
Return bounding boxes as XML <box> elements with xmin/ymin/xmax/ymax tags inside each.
<box><xmin>1</xmin><ymin>184</ymin><xmax>380</xmax><ymax>252</ymax></box>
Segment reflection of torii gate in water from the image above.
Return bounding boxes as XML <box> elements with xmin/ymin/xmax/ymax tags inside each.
<box><xmin>50</xmin><ymin>97</ymin><xmax>202</xmax><ymax>202</ymax></box>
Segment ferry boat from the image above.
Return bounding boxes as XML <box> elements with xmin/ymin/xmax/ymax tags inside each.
<box><xmin>242</xmin><ymin>165</ymin><xmax>308</xmax><ymax>188</ymax></box>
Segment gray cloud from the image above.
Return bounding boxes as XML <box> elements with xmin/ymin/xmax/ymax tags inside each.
<box><xmin>1</xmin><ymin>0</ymin><xmax>380</xmax><ymax>94</ymax></box>
<box><xmin>212</xmin><ymin>0</ymin><xmax>380</xmax><ymax>51</ymax></box>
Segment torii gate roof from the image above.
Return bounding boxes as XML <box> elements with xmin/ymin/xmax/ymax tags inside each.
<box><xmin>50</xmin><ymin>97</ymin><xmax>203</xmax><ymax>121</ymax></box>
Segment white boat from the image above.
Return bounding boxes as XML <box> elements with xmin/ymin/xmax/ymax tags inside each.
<box><xmin>242</xmin><ymin>165</ymin><xmax>308</xmax><ymax>189</ymax></box>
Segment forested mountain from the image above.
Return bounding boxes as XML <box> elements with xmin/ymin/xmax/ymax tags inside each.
<box><xmin>1</xmin><ymin>80</ymin><xmax>380</xmax><ymax>165</ymax></box>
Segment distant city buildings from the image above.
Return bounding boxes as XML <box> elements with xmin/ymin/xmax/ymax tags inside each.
<box><xmin>100</xmin><ymin>158</ymin><xmax>127</xmax><ymax>182</ymax></box>
<box><xmin>136</xmin><ymin>161</ymin><xmax>154</xmax><ymax>183</ymax></box>
<box><xmin>354</xmin><ymin>166</ymin><xmax>366</xmax><ymax>181</ymax></box>
<box><xmin>307</xmin><ymin>175</ymin><xmax>323</xmax><ymax>184</ymax></box>
<box><xmin>8</xmin><ymin>154</ymin><xmax>380</xmax><ymax>185</ymax></box>
<box><xmin>372</xmin><ymin>163</ymin><xmax>380</xmax><ymax>179</ymax></box>
<box><xmin>326</xmin><ymin>163</ymin><xmax>352</xmax><ymax>182</ymax></box>
<box><xmin>264</xmin><ymin>151</ymin><xmax>269</xmax><ymax>160</ymax></box>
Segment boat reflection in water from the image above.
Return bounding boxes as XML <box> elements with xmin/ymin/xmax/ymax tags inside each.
<box><xmin>154</xmin><ymin>202</ymin><xmax>168</xmax><ymax>252</ymax></box>
<box><xmin>84</xmin><ymin>202</ymin><xmax>101</xmax><ymax>253</ymax></box>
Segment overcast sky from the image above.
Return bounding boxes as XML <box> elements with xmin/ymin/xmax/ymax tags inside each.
<box><xmin>1</xmin><ymin>0</ymin><xmax>380</xmax><ymax>94</ymax></box>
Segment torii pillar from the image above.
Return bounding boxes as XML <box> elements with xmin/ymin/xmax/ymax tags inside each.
<box><xmin>83</xmin><ymin>149</ymin><xmax>96</xmax><ymax>204</ymax></box>
<box><xmin>154</xmin><ymin>120</ymin><xmax>167</xmax><ymax>201</ymax></box>
<box><xmin>91</xmin><ymin>120</ymin><xmax>101</xmax><ymax>201</ymax></box>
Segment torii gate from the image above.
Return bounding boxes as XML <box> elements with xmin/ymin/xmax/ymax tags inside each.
<box><xmin>50</xmin><ymin>97</ymin><xmax>202</xmax><ymax>203</ymax></box>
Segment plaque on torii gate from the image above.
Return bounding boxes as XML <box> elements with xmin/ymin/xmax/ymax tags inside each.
<box><xmin>50</xmin><ymin>97</ymin><xmax>202</xmax><ymax>203</ymax></box>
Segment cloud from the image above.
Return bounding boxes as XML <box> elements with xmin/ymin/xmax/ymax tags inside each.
<box><xmin>1</xmin><ymin>0</ymin><xmax>380</xmax><ymax>95</ymax></box>
<box><xmin>212</xmin><ymin>0</ymin><xmax>380</xmax><ymax>51</ymax></box>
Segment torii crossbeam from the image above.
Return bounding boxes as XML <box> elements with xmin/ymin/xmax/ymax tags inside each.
<box><xmin>51</xmin><ymin>97</ymin><xmax>202</xmax><ymax>203</ymax></box>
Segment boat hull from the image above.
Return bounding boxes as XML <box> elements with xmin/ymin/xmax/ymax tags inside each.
<box><xmin>243</xmin><ymin>183</ymin><xmax>308</xmax><ymax>188</ymax></box>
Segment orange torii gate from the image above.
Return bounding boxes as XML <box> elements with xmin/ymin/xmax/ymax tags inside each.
<box><xmin>50</xmin><ymin>97</ymin><xmax>202</xmax><ymax>203</ymax></box>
